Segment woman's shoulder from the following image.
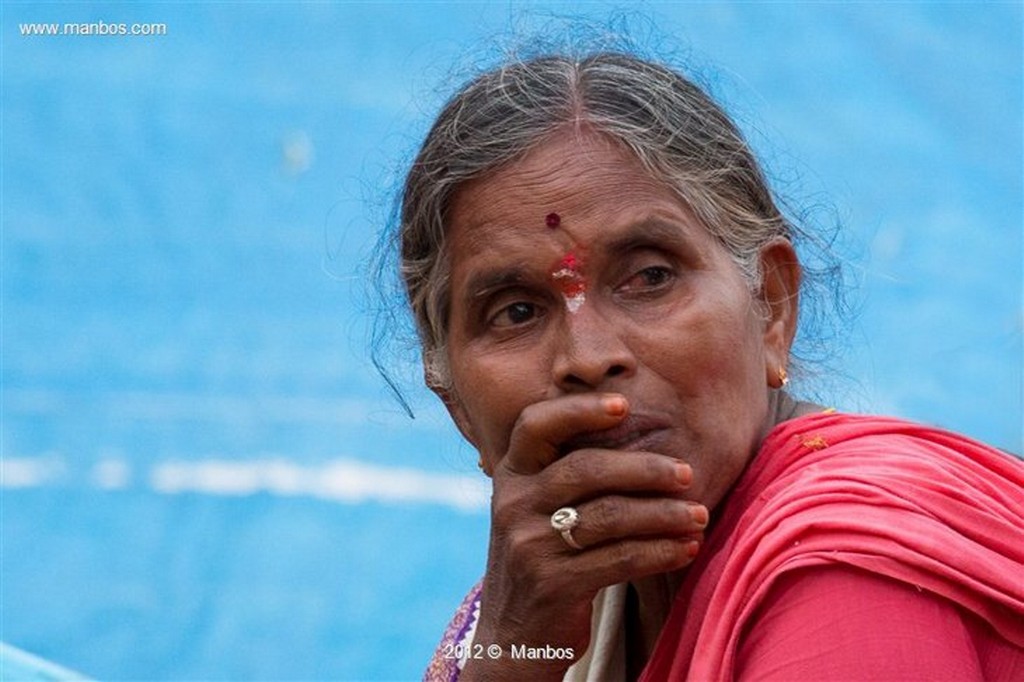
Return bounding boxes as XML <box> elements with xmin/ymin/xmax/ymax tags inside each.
<box><xmin>720</xmin><ymin>410</ymin><xmax>1024</xmax><ymax>650</ymax></box>
<box><xmin>666</xmin><ymin>411</ymin><xmax>1024</xmax><ymax>680</ymax></box>
<box><xmin>767</xmin><ymin>409</ymin><xmax>1009</xmax><ymax>452</ymax></box>
<box><xmin>742</xmin><ymin>411</ymin><xmax>1024</xmax><ymax>556</ymax></box>
<box><xmin>758</xmin><ymin>410</ymin><xmax>1024</xmax><ymax>490</ymax></box>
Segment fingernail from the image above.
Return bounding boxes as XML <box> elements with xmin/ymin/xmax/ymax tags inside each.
<box><xmin>602</xmin><ymin>395</ymin><xmax>627</xmax><ymax>416</ymax></box>
<box><xmin>685</xmin><ymin>540</ymin><xmax>701</xmax><ymax>558</ymax></box>
<box><xmin>676</xmin><ymin>463</ymin><xmax>693</xmax><ymax>486</ymax></box>
<box><xmin>687</xmin><ymin>503</ymin><xmax>709</xmax><ymax>529</ymax></box>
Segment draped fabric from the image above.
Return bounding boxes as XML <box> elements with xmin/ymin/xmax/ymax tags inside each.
<box><xmin>641</xmin><ymin>413</ymin><xmax>1024</xmax><ymax>681</ymax></box>
<box><xmin>427</xmin><ymin>413</ymin><xmax>1024</xmax><ymax>680</ymax></box>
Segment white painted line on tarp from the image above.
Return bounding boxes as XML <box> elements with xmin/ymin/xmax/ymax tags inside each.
<box><xmin>150</xmin><ymin>458</ymin><xmax>489</xmax><ymax>512</ymax></box>
<box><xmin>1</xmin><ymin>455</ymin><xmax>489</xmax><ymax>513</ymax></box>
<box><xmin>0</xmin><ymin>456</ymin><xmax>67</xmax><ymax>488</ymax></box>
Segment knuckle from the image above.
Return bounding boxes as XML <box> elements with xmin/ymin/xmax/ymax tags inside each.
<box><xmin>652</xmin><ymin>499</ymin><xmax>692</xmax><ymax>533</ymax></box>
<box><xmin>664</xmin><ymin>499</ymin><xmax>691</xmax><ymax>526</ymax></box>
<box><xmin>506</xmin><ymin>526</ymin><xmax>534</xmax><ymax>552</ymax></box>
<box><xmin>608</xmin><ymin>540</ymin><xmax>642</xmax><ymax>574</ymax></box>
<box><xmin>490</xmin><ymin>496</ymin><xmax>520</xmax><ymax>528</ymax></box>
<box><xmin>490</xmin><ymin>479</ymin><xmax>534</xmax><ymax>526</ymax></box>
<box><xmin>557</xmin><ymin>455</ymin><xmax>588</xmax><ymax>487</ymax></box>
<box><xmin>504</xmin><ymin>527</ymin><xmax>547</xmax><ymax>574</ymax></box>
<box><xmin>651</xmin><ymin>539</ymin><xmax>687</xmax><ymax>569</ymax></box>
<box><xmin>548</xmin><ymin>454</ymin><xmax>598</xmax><ymax>502</ymax></box>
<box><xmin>489</xmin><ymin>485</ymin><xmax>536</xmax><ymax>528</ymax></box>
<box><xmin>604</xmin><ymin>538</ymin><xmax>691</xmax><ymax>578</ymax></box>
<box><xmin>644</xmin><ymin>455</ymin><xmax>679</xmax><ymax>490</ymax></box>
<box><xmin>641</xmin><ymin>454</ymin><xmax>665</xmax><ymax>481</ymax></box>
<box><xmin>586</xmin><ymin>496</ymin><xmax>625</xmax><ymax>537</ymax></box>
<box><xmin>512</xmin><ymin>403</ymin><xmax>544</xmax><ymax>440</ymax></box>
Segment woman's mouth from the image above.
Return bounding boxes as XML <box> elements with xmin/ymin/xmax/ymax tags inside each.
<box><xmin>558</xmin><ymin>416</ymin><xmax>670</xmax><ymax>456</ymax></box>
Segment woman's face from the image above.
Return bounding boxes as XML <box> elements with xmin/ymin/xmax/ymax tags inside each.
<box><xmin>440</xmin><ymin>132</ymin><xmax>795</xmax><ymax>509</ymax></box>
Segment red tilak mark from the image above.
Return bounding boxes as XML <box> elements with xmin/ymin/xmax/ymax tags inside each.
<box><xmin>558</xmin><ymin>278</ymin><xmax>586</xmax><ymax>300</ymax></box>
<box><xmin>551</xmin><ymin>251</ymin><xmax>587</xmax><ymax>311</ymax></box>
<box><xmin>558</xmin><ymin>252</ymin><xmax>580</xmax><ymax>270</ymax></box>
<box><xmin>545</xmin><ymin>212</ymin><xmax>561</xmax><ymax>229</ymax></box>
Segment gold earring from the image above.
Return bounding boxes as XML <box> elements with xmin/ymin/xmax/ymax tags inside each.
<box><xmin>778</xmin><ymin>366</ymin><xmax>790</xmax><ymax>387</ymax></box>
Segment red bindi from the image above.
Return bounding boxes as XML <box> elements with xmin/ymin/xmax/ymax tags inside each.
<box><xmin>545</xmin><ymin>212</ymin><xmax>561</xmax><ymax>229</ymax></box>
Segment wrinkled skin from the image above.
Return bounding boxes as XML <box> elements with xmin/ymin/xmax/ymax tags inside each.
<box><xmin>436</xmin><ymin>130</ymin><xmax>801</xmax><ymax>679</ymax></box>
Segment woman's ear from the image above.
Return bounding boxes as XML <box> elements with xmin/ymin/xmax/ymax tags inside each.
<box><xmin>430</xmin><ymin>380</ymin><xmax>479</xmax><ymax>449</ymax></box>
<box><xmin>430</xmin><ymin>375</ymin><xmax>491</xmax><ymax>476</ymax></box>
<box><xmin>423</xmin><ymin>352</ymin><xmax>479</xmax><ymax>448</ymax></box>
<box><xmin>758</xmin><ymin>239</ymin><xmax>801</xmax><ymax>384</ymax></box>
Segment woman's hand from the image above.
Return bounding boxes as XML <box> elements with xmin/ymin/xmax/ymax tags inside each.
<box><xmin>461</xmin><ymin>393</ymin><xmax>707</xmax><ymax>681</ymax></box>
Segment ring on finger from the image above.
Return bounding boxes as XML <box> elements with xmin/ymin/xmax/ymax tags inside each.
<box><xmin>550</xmin><ymin>506</ymin><xmax>584</xmax><ymax>550</ymax></box>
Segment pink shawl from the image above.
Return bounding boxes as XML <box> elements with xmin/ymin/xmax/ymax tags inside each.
<box><xmin>640</xmin><ymin>412</ymin><xmax>1024</xmax><ymax>680</ymax></box>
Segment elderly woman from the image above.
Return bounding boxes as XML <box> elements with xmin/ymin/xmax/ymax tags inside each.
<box><xmin>399</xmin><ymin>51</ymin><xmax>1024</xmax><ymax>680</ymax></box>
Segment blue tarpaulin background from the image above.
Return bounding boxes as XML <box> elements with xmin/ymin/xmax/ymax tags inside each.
<box><xmin>3</xmin><ymin>3</ymin><xmax>1021</xmax><ymax>680</ymax></box>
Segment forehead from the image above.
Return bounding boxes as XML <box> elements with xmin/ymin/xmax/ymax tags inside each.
<box><xmin>449</xmin><ymin>133</ymin><xmax>674</xmax><ymax>238</ymax></box>
<box><xmin>446</xmin><ymin>132</ymin><xmax>711</xmax><ymax>266</ymax></box>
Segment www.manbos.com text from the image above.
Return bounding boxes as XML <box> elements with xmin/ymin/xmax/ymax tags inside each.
<box><xmin>19</xmin><ymin>21</ymin><xmax>168</xmax><ymax>37</ymax></box>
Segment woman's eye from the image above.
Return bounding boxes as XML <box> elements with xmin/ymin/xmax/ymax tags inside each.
<box><xmin>490</xmin><ymin>301</ymin><xmax>539</xmax><ymax>328</ymax></box>
<box><xmin>622</xmin><ymin>265</ymin><xmax>674</xmax><ymax>291</ymax></box>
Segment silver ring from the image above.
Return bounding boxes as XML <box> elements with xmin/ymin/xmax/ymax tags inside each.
<box><xmin>550</xmin><ymin>506</ymin><xmax>583</xmax><ymax>550</ymax></box>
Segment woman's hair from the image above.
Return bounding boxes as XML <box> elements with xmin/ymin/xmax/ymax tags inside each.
<box><xmin>393</xmin><ymin>49</ymin><xmax>844</xmax><ymax>393</ymax></box>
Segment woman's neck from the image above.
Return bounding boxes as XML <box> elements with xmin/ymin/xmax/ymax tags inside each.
<box><xmin>625</xmin><ymin>392</ymin><xmax>823</xmax><ymax>676</ymax></box>
<box><xmin>761</xmin><ymin>390</ymin><xmax>823</xmax><ymax>443</ymax></box>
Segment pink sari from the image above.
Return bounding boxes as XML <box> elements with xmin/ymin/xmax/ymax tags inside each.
<box><xmin>427</xmin><ymin>413</ymin><xmax>1024</xmax><ymax>679</ymax></box>
<box><xmin>641</xmin><ymin>412</ymin><xmax>1024</xmax><ymax>680</ymax></box>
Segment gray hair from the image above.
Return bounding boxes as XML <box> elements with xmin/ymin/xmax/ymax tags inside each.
<box><xmin>400</xmin><ymin>51</ymin><xmax>797</xmax><ymax>390</ymax></box>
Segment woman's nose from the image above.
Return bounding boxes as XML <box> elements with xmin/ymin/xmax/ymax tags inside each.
<box><xmin>552</xmin><ymin>306</ymin><xmax>637</xmax><ymax>392</ymax></box>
